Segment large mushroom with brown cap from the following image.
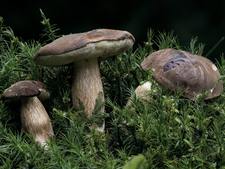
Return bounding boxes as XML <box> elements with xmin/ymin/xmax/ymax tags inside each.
<box><xmin>141</xmin><ymin>48</ymin><xmax>223</xmax><ymax>100</ymax></box>
<box><xmin>1</xmin><ymin>80</ymin><xmax>54</xmax><ymax>147</ymax></box>
<box><xmin>33</xmin><ymin>29</ymin><xmax>135</xmax><ymax>131</ymax></box>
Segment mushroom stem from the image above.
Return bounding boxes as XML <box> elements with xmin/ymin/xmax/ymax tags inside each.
<box><xmin>72</xmin><ymin>58</ymin><xmax>105</xmax><ymax>117</ymax></box>
<box><xmin>20</xmin><ymin>96</ymin><xmax>54</xmax><ymax>147</ymax></box>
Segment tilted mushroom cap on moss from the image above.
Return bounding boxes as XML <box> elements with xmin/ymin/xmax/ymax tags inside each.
<box><xmin>141</xmin><ymin>48</ymin><xmax>223</xmax><ymax>100</ymax></box>
<box><xmin>1</xmin><ymin>80</ymin><xmax>54</xmax><ymax>147</ymax></box>
<box><xmin>33</xmin><ymin>29</ymin><xmax>135</xmax><ymax>131</ymax></box>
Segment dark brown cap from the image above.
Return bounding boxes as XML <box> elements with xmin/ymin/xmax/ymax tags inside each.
<box><xmin>1</xmin><ymin>81</ymin><xmax>41</xmax><ymax>100</ymax></box>
<box><xmin>34</xmin><ymin>29</ymin><xmax>135</xmax><ymax>67</ymax></box>
<box><xmin>141</xmin><ymin>48</ymin><xmax>223</xmax><ymax>100</ymax></box>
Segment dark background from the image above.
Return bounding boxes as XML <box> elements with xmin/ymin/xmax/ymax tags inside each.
<box><xmin>1</xmin><ymin>0</ymin><xmax>225</xmax><ymax>62</ymax></box>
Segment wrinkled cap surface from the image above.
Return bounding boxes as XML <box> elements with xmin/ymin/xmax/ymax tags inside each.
<box><xmin>141</xmin><ymin>48</ymin><xmax>223</xmax><ymax>100</ymax></box>
<box><xmin>34</xmin><ymin>29</ymin><xmax>135</xmax><ymax>67</ymax></box>
<box><xmin>1</xmin><ymin>81</ymin><xmax>41</xmax><ymax>100</ymax></box>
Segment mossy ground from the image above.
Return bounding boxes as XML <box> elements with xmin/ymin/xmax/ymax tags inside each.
<box><xmin>0</xmin><ymin>11</ymin><xmax>225</xmax><ymax>168</ymax></box>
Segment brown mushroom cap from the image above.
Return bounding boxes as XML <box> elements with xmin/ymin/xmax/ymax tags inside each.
<box><xmin>1</xmin><ymin>80</ymin><xmax>50</xmax><ymax>101</ymax></box>
<box><xmin>1</xmin><ymin>81</ymin><xmax>41</xmax><ymax>100</ymax></box>
<box><xmin>34</xmin><ymin>29</ymin><xmax>135</xmax><ymax>67</ymax></box>
<box><xmin>141</xmin><ymin>48</ymin><xmax>223</xmax><ymax>100</ymax></box>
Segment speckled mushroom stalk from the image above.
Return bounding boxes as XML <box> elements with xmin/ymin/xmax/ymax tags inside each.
<box><xmin>1</xmin><ymin>80</ymin><xmax>54</xmax><ymax>147</ymax></box>
<box><xmin>20</xmin><ymin>96</ymin><xmax>54</xmax><ymax>147</ymax></box>
<box><xmin>72</xmin><ymin>58</ymin><xmax>104</xmax><ymax>117</ymax></box>
<box><xmin>33</xmin><ymin>29</ymin><xmax>135</xmax><ymax>131</ymax></box>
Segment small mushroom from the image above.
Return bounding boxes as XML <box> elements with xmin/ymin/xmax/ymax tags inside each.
<box><xmin>141</xmin><ymin>48</ymin><xmax>223</xmax><ymax>100</ymax></box>
<box><xmin>126</xmin><ymin>81</ymin><xmax>152</xmax><ymax>107</ymax></box>
<box><xmin>31</xmin><ymin>80</ymin><xmax>50</xmax><ymax>102</ymax></box>
<box><xmin>34</xmin><ymin>29</ymin><xmax>135</xmax><ymax>131</ymax></box>
<box><xmin>1</xmin><ymin>80</ymin><xmax>54</xmax><ymax>147</ymax></box>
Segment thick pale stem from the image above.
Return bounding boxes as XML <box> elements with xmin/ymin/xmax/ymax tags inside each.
<box><xmin>20</xmin><ymin>96</ymin><xmax>54</xmax><ymax>147</ymax></box>
<box><xmin>72</xmin><ymin>58</ymin><xmax>105</xmax><ymax>117</ymax></box>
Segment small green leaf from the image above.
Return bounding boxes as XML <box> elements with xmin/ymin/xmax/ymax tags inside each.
<box><xmin>122</xmin><ymin>155</ymin><xmax>146</xmax><ymax>169</ymax></box>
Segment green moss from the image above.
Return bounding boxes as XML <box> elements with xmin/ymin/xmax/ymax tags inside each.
<box><xmin>0</xmin><ymin>10</ymin><xmax>225</xmax><ymax>168</ymax></box>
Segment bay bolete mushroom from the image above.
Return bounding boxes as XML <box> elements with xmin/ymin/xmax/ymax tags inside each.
<box><xmin>1</xmin><ymin>80</ymin><xmax>54</xmax><ymax>147</ymax></box>
<box><xmin>141</xmin><ymin>48</ymin><xmax>223</xmax><ymax>100</ymax></box>
<box><xmin>33</xmin><ymin>29</ymin><xmax>135</xmax><ymax>130</ymax></box>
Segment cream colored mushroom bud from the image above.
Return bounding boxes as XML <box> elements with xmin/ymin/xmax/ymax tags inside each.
<box><xmin>126</xmin><ymin>81</ymin><xmax>152</xmax><ymax>107</ymax></box>
<box><xmin>1</xmin><ymin>80</ymin><xmax>54</xmax><ymax>147</ymax></box>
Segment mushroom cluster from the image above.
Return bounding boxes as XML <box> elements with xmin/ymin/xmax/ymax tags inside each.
<box><xmin>1</xmin><ymin>80</ymin><xmax>54</xmax><ymax>147</ymax></box>
<box><xmin>141</xmin><ymin>48</ymin><xmax>223</xmax><ymax>100</ymax></box>
<box><xmin>3</xmin><ymin>28</ymin><xmax>223</xmax><ymax>150</ymax></box>
<box><xmin>1</xmin><ymin>28</ymin><xmax>135</xmax><ymax>148</ymax></box>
